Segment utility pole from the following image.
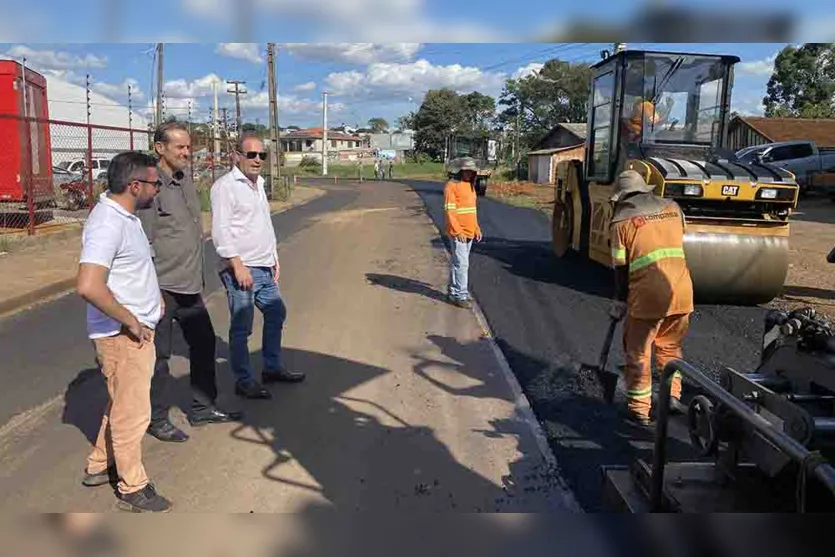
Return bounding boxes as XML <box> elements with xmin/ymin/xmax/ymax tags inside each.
<box><xmin>213</xmin><ymin>80</ymin><xmax>220</xmax><ymax>156</ymax></box>
<box><xmin>267</xmin><ymin>42</ymin><xmax>280</xmax><ymax>192</ymax></box>
<box><xmin>220</xmin><ymin>107</ymin><xmax>229</xmax><ymax>153</ymax></box>
<box><xmin>514</xmin><ymin>100</ymin><xmax>521</xmax><ymax>178</ymax></box>
<box><xmin>227</xmin><ymin>80</ymin><xmax>247</xmax><ymax>134</ymax></box>
<box><xmin>155</xmin><ymin>43</ymin><xmax>164</xmax><ymax>128</ymax></box>
<box><xmin>322</xmin><ymin>91</ymin><xmax>328</xmax><ymax>176</ymax></box>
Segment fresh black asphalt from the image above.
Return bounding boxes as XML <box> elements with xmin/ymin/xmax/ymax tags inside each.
<box><xmin>405</xmin><ymin>179</ymin><xmax>767</xmax><ymax>511</ymax></box>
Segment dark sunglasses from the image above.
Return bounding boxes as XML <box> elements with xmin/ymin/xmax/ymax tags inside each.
<box><xmin>135</xmin><ymin>178</ymin><xmax>162</xmax><ymax>188</ymax></box>
<box><xmin>244</xmin><ymin>151</ymin><xmax>267</xmax><ymax>160</ymax></box>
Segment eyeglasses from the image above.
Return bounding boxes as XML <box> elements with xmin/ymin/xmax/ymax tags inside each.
<box><xmin>135</xmin><ymin>178</ymin><xmax>162</xmax><ymax>188</ymax></box>
<box><xmin>244</xmin><ymin>151</ymin><xmax>267</xmax><ymax>160</ymax></box>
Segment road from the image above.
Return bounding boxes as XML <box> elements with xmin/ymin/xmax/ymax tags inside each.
<box><xmin>405</xmin><ymin>179</ymin><xmax>769</xmax><ymax>511</ymax></box>
<box><xmin>0</xmin><ymin>179</ymin><xmax>574</xmax><ymax>512</ymax></box>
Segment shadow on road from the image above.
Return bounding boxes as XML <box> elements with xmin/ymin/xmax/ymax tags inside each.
<box><xmin>365</xmin><ymin>273</ymin><xmax>449</xmax><ymax>304</ymax></box>
<box><xmin>782</xmin><ymin>284</ymin><xmax>835</xmax><ymax>302</ymax></box>
<box><xmin>60</xmin><ymin>328</ymin><xmax>567</xmax><ymax>511</ymax></box>
<box><xmin>62</xmin><ymin>367</ymin><xmax>108</xmax><ymax>445</ymax></box>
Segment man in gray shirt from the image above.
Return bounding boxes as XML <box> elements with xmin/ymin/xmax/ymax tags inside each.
<box><xmin>138</xmin><ymin>122</ymin><xmax>241</xmax><ymax>443</ymax></box>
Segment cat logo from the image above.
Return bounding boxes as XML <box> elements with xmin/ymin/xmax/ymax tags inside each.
<box><xmin>722</xmin><ymin>185</ymin><xmax>739</xmax><ymax>196</ymax></box>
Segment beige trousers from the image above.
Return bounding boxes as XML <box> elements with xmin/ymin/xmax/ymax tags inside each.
<box><xmin>86</xmin><ymin>330</ymin><xmax>155</xmax><ymax>495</ymax></box>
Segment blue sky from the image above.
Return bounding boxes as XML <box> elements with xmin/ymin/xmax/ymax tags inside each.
<box><xmin>0</xmin><ymin>0</ymin><xmax>830</xmax><ymax>43</ymax></box>
<box><xmin>0</xmin><ymin>42</ymin><xmax>788</xmax><ymax>129</ymax></box>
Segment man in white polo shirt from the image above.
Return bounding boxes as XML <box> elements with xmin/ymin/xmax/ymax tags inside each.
<box><xmin>75</xmin><ymin>151</ymin><xmax>172</xmax><ymax>513</ymax></box>
<box><xmin>211</xmin><ymin>133</ymin><xmax>305</xmax><ymax>400</ymax></box>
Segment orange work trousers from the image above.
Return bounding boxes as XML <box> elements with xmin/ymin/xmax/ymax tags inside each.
<box><xmin>622</xmin><ymin>313</ymin><xmax>690</xmax><ymax>418</ymax></box>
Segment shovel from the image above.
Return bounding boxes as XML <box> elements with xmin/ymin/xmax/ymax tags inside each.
<box><xmin>586</xmin><ymin>316</ymin><xmax>621</xmax><ymax>404</ymax></box>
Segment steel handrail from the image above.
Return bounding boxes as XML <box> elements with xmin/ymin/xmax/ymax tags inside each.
<box><xmin>651</xmin><ymin>359</ymin><xmax>835</xmax><ymax>511</ymax></box>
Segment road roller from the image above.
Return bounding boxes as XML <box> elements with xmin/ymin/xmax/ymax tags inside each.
<box><xmin>602</xmin><ymin>306</ymin><xmax>835</xmax><ymax>512</ymax></box>
<box><xmin>552</xmin><ymin>48</ymin><xmax>799</xmax><ymax>304</ymax></box>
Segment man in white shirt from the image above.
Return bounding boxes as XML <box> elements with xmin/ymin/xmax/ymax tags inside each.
<box><xmin>75</xmin><ymin>151</ymin><xmax>172</xmax><ymax>513</ymax></box>
<box><xmin>211</xmin><ymin>133</ymin><xmax>305</xmax><ymax>399</ymax></box>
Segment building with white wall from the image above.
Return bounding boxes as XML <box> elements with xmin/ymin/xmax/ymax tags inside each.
<box><xmin>44</xmin><ymin>75</ymin><xmax>150</xmax><ymax>167</ymax></box>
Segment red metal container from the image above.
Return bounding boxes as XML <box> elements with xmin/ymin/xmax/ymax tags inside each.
<box><xmin>0</xmin><ymin>60</ymin><xmax>53</xmax><ymax>207</ymax></box>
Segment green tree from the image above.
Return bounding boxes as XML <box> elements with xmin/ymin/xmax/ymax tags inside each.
<box><xmin>411</xmin><ymin>89</ymin><xmax>497</xmax><ymax>160</ymax></box>
<box><xmin>461</xmin><ymin>91</ymin><xmax>496</xmax><ymax>132</ymax></box>
<box><xmin>368</xmin><ymin>117</ymin><xmax>389</xmax><ymax>132</ymax></box>
<box><xmin>396</xmin><ymin>111</ymin><xmax>415</xmax><ymax>130</ymax></box>
<box><xmin>497</xmin><ymin>58</ymin><xmax>592</xmax><ymax>157</ymax></box>
<box><xmin>413</xmin><ymin>88</ymin><xmax>467</xmax><ymax>160</ymax></box>
<box><xmin>764</xmin><ymin>43</ymin><xmax>835</xmax><ymax>118</ymax></box>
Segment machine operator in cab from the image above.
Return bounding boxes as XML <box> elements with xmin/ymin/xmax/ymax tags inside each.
<box><xmin>609</xmin><ymin>170</ymin><xmax>693</xmax><ymax>426</ymax></box>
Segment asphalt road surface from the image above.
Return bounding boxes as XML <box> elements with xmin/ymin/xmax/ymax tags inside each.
<box><xmin>405</xmin><ymin>179</ymin><xmax>769</xmax><ymax>511</ymax></box>
<box><xmin>0</xmin><ymin>179</ymin><xmax>575</xmax><ymax>512</ymax></box>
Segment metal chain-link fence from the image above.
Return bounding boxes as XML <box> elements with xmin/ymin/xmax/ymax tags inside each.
<box><xmin>0</xmin><ymin>114</ymin><xmax>292</xmax><ymax>237</ymax></box>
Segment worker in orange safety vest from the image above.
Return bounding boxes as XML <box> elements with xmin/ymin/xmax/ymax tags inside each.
<box><xmin>444</xmin><ymin>157</ymin><xmax>483</xmax><ymax>309</ymax></box>
<box><xmin>609</xmin><ymin>170</ymin><xmax>693</xmax><ymax>427</ymax></box>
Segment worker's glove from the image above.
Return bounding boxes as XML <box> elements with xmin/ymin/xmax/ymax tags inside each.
<box><xmin>609</xmin><ymin>300</ymin><xmax>627</xmax><ymax>321</ymax></box>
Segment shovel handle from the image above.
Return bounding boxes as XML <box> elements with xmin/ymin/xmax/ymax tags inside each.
<box><xmin>597</xmin><ymin>317</ymin><xmax>620</xmax><ymax>371</ymax></box>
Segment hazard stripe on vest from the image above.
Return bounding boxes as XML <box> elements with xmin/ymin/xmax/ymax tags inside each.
<box><xmin>456</xmin><ymin>207</ymin><xmax>477</xmax><ymax>215</ymax></box>
<box><xmin>629</xmin><ymin>247</ymin><xmax>685</xmax><ymax>273</ymax></box>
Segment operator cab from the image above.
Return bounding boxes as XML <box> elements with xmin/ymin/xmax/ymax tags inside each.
<box><xmin>586</xmin><ymin>49</ymin><xmax>740</xmax><ymax>183</ymax></box>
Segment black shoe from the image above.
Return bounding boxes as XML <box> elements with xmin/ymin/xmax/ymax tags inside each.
<box><xmin>618</xmin><ymin>406</ymin><xmax>654</xmax><ymax>428</ymax></box>
<box><xmin>146</xmin><ymin>420</ymin><xmax>189</xmax><ymax>443</ymax></box>
<box><xmin>669</xmin><ymin>397</ymin><xmax>688</xmax><ymax>416</ymax></box>
<box><xmin>188</xmin><ymin>407</ymin><xmax>243</xmax><ymax>427</ymax></box>
<box><xmin>235</xmin><ymin>381</ymin><xmax>272</xmax><ymax>399</ymax></box>
<box><xmin>82</xmin><ymin>465</ymin><xmax>117</xmax><ymax>487</ymax></box>
<box><xmin>116</xmin><ymin>484</ymin><xmax>172</xmax><ymax>513</ymax></box>
<box><xmin>262</xmin><ymin>368</ymin><xmax>306</xmax><ymax>384</ymax></box>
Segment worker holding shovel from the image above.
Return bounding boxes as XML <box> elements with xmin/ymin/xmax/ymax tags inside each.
<box><xmin>608</xmin><ymin>170</ymin><xmax>693</xmax><ymax>427</ymax></box>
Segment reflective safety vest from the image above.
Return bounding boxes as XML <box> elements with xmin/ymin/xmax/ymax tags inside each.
<box><xmin>611</xmin><ymin>201</ymin><xmax>694</xmax><ymax>319</ymax></box>
<box><xmin>444</xmin><ymin>180</ymin><xmax>481</xmax><ymax>239</ymax></box>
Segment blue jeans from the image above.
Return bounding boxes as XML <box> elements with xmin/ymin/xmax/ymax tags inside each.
<box><xmin>220</xmin><ymin>266</ymin><xmax>286</xmax><ymax>386</ymax></box>
<box><xmin>448</xmin><ymin>237</ymin><xmax>473</xmax><ymax>300</ymax></box>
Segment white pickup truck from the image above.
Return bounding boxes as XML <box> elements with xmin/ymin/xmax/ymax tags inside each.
<box><xmin>735</xmin><ymin>140</ymin><xmax>835</xmax><ymax>193</ymax></box>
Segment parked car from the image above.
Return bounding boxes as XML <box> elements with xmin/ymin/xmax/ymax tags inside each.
<box><xmin>56</xmin><ymin>158</ymin><xmax>111</xmax><ymax>179</ymax></box>
<box><xmin>735</xmin><ymin>140</ymin><xmax>835</xmax><ymax>193</ymax></box>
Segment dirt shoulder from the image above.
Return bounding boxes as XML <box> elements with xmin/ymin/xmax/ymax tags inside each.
<box><xmin>487</xmin><ymin>184</ymin><xmax>835</xmax><ymax>320</ymax></box>
<box><xmin>766</xmin><ymin>195</ymin><xmax>835</xmax><ymax>321</ymax></box>
<box><xmin>0</xmin><ymin>185</ymin><xmax>326</xmax><ymax>318</ymax></box>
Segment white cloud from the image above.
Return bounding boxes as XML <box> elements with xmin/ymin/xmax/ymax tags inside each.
<box><xmin>737</xmin><ymin>55</ymin><xmax>777</xmax><ymax>77</ymax></box>
<box><xmin>92</xmin><ymin>78</ymin><xmax>145</xmax><ymax>101</ymax></box>
<box><xmin>164</xmin><ymin>73</ymin><xmax>224</xmax><ymax>99</ymax></box>
<box><xmin>513</xmin><ymin>63</ymin><xmax>545</xmax><ymax>80</ymax></box>
<box><xmin>182</xmin><ymin>0</ymin><xmax>509</xmax><ymax>41</ymax></box>
<box><xmin>732</xmin><ymin>93</ymin><xmax>765</xmax><ymax>117</ymax></box>
<box><xmin>284</xmin><ymin>43</ymin><xmax>421</xmax><ymax>65</ymax></box>
<box><xmin>325</xmin><ymin>59</ymin><xmax>507</xmax><ymax>102</ymax></box>
<box><xmin>240</xmin><ymin>90</ymin><xmax>345</xmax><ymax>115</ymax></box>
<box><xmin>216</xmin><ymin>43</ymin><xmax>263</xmax><ymax>64</ymax></box>
<box><xmin>293</xmin><ymin>81</ymin><xmax>317</xmax><ymax>93</ymax></box>
<box><xmin>40</xmin><ymin>69</ymin><xmax>86</xmax><ymax>86</ymax></box>
<box><xmin>2</xmin><ymin>45</ymin><xmax>107</xmax><ymax>70</ymax></box>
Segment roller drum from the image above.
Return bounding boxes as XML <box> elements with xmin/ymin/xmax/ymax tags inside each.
<box><xmin>684</xmin><ymin>230</ymin><xmax>789</xmax><ymax>305</ymax></box>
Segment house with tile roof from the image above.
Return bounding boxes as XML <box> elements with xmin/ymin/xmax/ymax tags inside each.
<box><xmin>727</xmin><ymin>116</ymin><xmax>835</xmax><ymax>151</ymax></box>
